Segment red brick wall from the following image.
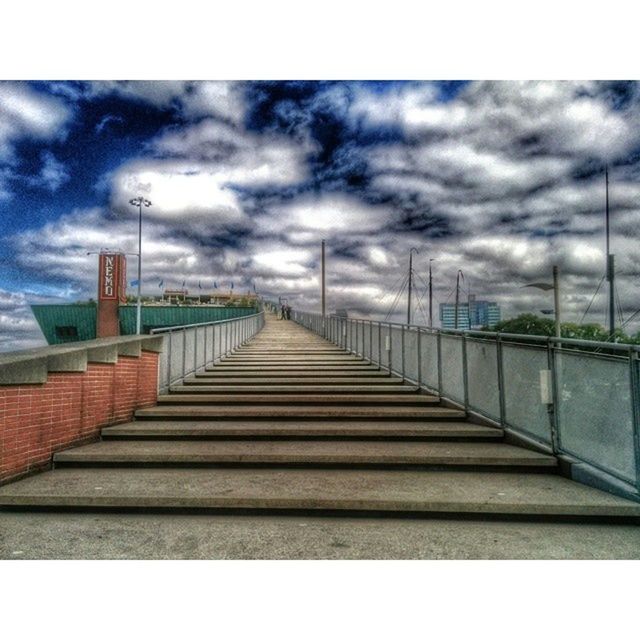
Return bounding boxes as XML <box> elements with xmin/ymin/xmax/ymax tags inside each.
<box><xmin>0</xmin><ymin>350</ymin><xmax>159</xmax><ymax>484</ymax></box>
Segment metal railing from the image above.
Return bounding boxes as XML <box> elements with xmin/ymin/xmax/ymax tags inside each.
<box><xmin>151</xmin><ymin>311</ymin><xmax>265</xmax><ymax>393</ymax></box>
<box><xmin>292</xmin><ymin>309</ymin><xmax>640</xmax><ymax>498</ymax></box>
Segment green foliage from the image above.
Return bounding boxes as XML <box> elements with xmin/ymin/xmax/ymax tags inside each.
<box><xmin>487</xmin><ymin>314</ymin><xmax>640</xmax><ymax>344</ymax></box>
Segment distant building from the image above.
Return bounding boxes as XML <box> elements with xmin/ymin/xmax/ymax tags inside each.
<box><xmin>439</xmin><ymin>295</ymin><xmax>501</xmax><ymax>330</ymax></box>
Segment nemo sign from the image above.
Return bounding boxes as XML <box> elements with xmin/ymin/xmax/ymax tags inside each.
<box><xmin>98</xmin><ymin>253</ymin><xmax>127</xmax><ymax>302</ymax></box>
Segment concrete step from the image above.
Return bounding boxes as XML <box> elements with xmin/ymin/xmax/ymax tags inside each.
<box><xmin>101</xmin><ymin>420</ymin><xmax>504</xmax><ymax>440</ymax></box>
<box><xmin>237</xmin><ymin>348</ymin><xmax>343</xmax><ymax>353</ymax></box>
<box><xmin>2</xmin><ymin>467</ymin><xmax>638</xmax><ymax>519</ymax></box>
<box><xmin>223</xmin><ymin>355</ymin><xmax>360</xmax><ymax>362</ymax></box>
<box><xmin>169</xmin><ymin>384</ymin><xmax>420</xmax><ymax>394</ymax></box>
<box><xmin>53</xmin><ymin>440</ymin><xmax>557</xmax><ymax>469</ymax></box>
<box><xmin>209</xmin><ymin>364</ymin><xmax>376</xmax><ymax>371</ymax></box>
<box><xmin>197</xmin><ymin>370</ymin><xmax>392</xmax><ymax>378</ymax></box>
<box><xmin>135</xmin><ymin>406</ymin><xmax>466</xmax><ymax>420</ymax></box>
<box><xmin>156</xmin><ymin>393</ymin><xmax>439</xmax><ymax>405</ymax></box>
<box><xmin>184</xmin><ymin>376</ymin><xmax>405</xmax><ymax>386</ymax></box>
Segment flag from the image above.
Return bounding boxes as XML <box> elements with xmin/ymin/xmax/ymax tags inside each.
<box><xmin>130</xmin><ymin>279</ymin><xmax>139</xmax><ymax>287</ymax></box>
<box><xmin>182</xmin><ymin>280</ymin><xmax>186</xmax><ymax>288</ymax></box>
<box><xmin>230</xmin><ymin>282</ymin><xmax>234</xmax><ymax>290</ymax></box>
<box><xmin>253</xmin><ymin>283</ymin><xmax>256</xmax><ymax>292</ymax></box>
<box><xmin>214</xmin><ymin>281</ymin><xmax>218</xmax><ymax>289</ymax></box>
<box><xmin>158</xmin><ymin>279</ymin><xmax>164</xmax><ymax>288</ymax></box>
<box><xmin>198</xmin><ymin>280</ymin><xmax>202</xmax><ymax>290</ymax></box>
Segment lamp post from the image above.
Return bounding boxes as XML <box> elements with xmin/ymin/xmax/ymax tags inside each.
<box><xmin>128</xmin><ymin>197</ymin><xmax>152</xmax><ymax>335</ymax></box>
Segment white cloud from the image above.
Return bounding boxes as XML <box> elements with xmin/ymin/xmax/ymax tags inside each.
<box><xmin>86</xmin><ymin>80</ymin><xmax>245</xmax><ymax>124</ymax></box>
<box><xmin>0</xmin><ymin>289</ymin><xmax>46</xmax><ymax>352</ymax></box>
<box><xmin>0</xmin><ymin>82</ymin><xmax>71</xmax><ymax>160</ymax></box>
<box><xmin>0</xmin><ymin>82</ymin><xmax>72</xmax><ymax>200</ymax></box>
<box><xmin>109</xmin><ymin>117</ymin><xmax>313</xmax><ymax>229</ymax></box>
<box><xmin>258</xmin><ymin>193</ymin><xmax>396</xmax><ymax>244</ymax></box>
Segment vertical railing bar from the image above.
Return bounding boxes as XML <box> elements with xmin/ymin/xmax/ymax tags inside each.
<box><xmin>462</xmin><ymin>332</ymin><xmax>469</xmax><ymax>413</ymax></box>
<box><xmin>377</xmin><ymin>322</ymin><xmax>381</xmax><ymax>370</ymax></box>
<box><xmin>369</xmin><ymin>320</ymin><xmax>373</xmax><ymax>363</ymax></box>
<box><xmin>495</xmin><ymin>334</ymin><xmax>506</xmax><ymax>427</ymax></box>
<box><xmin>628</xmin><ymin>349</ymin><xmax>640</xmax><ymax>491</ymax></box>
<box><xmin>203</xmin><ymin>323</ymin><xmax>208</xmax><ymax>368</ymax></box>
<box><xmin>437</xmin><ymin>332</ymin><xmax>442</xmax><ymax>396</ymax></box>
<box><xmin>401</xmin><ymin>324</ymin><xmax>405</xmax><ymax>381</ymax></box>
<box><xmin>167</xmin><ymin>330</ymin><xmax>173</xmax><ymax>389</ymax></box>
<box><xmin>388</xmin><ymin>323</ymin><xmax>392</xmax><ymax>374</ymax></box>
<box><xmin>194</xmin><ymin>325</ymin><xmax>198</xmax><ymax>374</ymax></box>
<box><xmin>417</xmin><ymin>327</ymin><xmax>422</xmax><ymax>389</ymax></box>
<box><xmin>548</xmin><ymin>339</ymin><xmax>561</xmax><ymax>454</ymax></box>
<box><xmin>182</xmin><ymin>327</ymin><xmax>186</xmax><ymax>382</ymax></box>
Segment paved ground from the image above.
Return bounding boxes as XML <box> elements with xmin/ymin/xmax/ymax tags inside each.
<box><xmin>1</xmin><ymin>512</ymin><xmax>639</xmax><ymax>559</ymax></box>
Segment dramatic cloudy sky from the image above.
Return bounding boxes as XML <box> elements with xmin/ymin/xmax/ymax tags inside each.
<box><xmin>1</xmin><ymin>80</ymin><xmax>640</xmax><ymax>350</ymax></box>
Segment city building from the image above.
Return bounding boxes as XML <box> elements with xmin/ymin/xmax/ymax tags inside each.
<box><xmin>439</xmin><ymin>295</ymin><xmax>501</xmax><ymax>330</ymax></box>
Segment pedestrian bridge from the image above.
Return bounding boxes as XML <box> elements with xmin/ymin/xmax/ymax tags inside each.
<box><xmin>1</xmin><ymin>309</ymin><xmax>639</xmax><ymax>523</ymax></box>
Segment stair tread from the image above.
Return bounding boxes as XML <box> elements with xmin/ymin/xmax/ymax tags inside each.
<box><xmin>136</xmin><ymin>406</ymin><xmax>464</xmax><ymax>418</ymax></box>
<box><xmin>184</xmin><ymin>377</ymin><xmax>405</xmax><ymax>385</ymax></box>
<box><xmin>54</xmin><ymin>440</ymin><xmax>555</xmax><ymax>466</ymax></box>
<box><xmin>169</xmin><ymin>385</ymin><xmax>419</xmax><ymax>394</ymax></box>
<box><xmin>157</xmin><ymin>394</ymin><xmax>439</xmax><ymax>404</ymax></box>
<box><xmin>101</xmin><ymin>420</ymin><xmax>503</xmax><ymax>438</ymax></box>
<box><xmin>1</xmin><ymin>468</ymin><xmax>638</xmax><ymax>517</ymax></box>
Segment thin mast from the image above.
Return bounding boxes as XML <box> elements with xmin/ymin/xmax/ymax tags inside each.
<box><xmin>428</xmin><ymin>259</ymin><xmax>433</xmax><ymax>328</ymax></box>
<box><xmin>606</xmin><ymin>166</ymin><xmax>615</xmax><ymax>337</ymax></box>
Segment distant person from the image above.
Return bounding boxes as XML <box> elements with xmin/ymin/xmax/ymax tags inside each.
<box><xmin>285</xmin><ymin>305</ymin><xmax>291</xmax><ymax>320</ymax></box>
<box><xmin>280</xmin><ymin>304</ymin><xmax>285</xmax><ymax>320</ymax></box>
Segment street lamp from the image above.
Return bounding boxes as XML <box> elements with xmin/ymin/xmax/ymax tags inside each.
<box><xmin>128</xmin><ymin>197</ymin><xmax>152</xmax><ymax>335</ymax></box>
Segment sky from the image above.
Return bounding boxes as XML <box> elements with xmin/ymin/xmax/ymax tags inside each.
<box><xmin>1</xmin><ymin>80</ymin><xmax>640</xmax><ymax>351</ymax></box>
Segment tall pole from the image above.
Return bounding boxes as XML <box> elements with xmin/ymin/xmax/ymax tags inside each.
<box><xmin>129</xmin><ymin>196</ymin><xmax>151</xmax><ymax>335</ymax></box>
<box><xmin>553</xmin><ymin>265</ymin><xmax>561</xmax><ymax>338</ymax></box>
<box><xmin>136</xmin><ymin>201</ymin><xmax>142</xmax><ymax>335</ymax></box>
<box><xmin>428</xmin><ymin>259</ymin><xmax>433</xmax><ymax>328</ymax></box>
<box><xmin>407</xmin><ymin>252</ymin><xmax>413</xmax><ymax>325</ymax></box>
<box><xmin>454</xmin><ymin>270</ymin><xmax>461</xmax><ymax>330</ymax></box>
<box><xmin>407</xmin><ymin>248</ymin><xmax>418</xmax><ymax>325</ymax></box>
<box><xmin>605</xmin><ymin>166</ymin><xmax>615</xmax><ymax>338</ymax></box>
<box><xmin>321</xmin><ymin>239</ymin><xmax>326</xmax><ymax>318</ymax></box>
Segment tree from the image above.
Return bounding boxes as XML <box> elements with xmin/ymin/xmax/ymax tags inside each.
<box><xmin>488</xmin><ymin>314</ymin><xmax>638</xmax><ymax>344</ymax></box>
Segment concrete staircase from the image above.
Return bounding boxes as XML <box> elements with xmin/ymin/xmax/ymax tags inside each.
<box><xmin>1</xmin><ymin>313</ymin><xmax>639</xmax><ymax>520</ymax></box>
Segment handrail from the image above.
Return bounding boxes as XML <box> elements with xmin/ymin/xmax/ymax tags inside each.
<box><xmin>292</xmin><ymin>308</ymin><xmax>640</xmax><ymax>500</ymax></box>
<box><xmin>152</xmin><ymin>310</ymin><xmax>265</xmax><ymax>393</ymax></box>
<box><xmin>301</xmin><ymin>311</ymin><xmax>640</xmax><ymax>354</ymax></box>
<box><xmin>150</xmin><ymin>311</ymin><xmax>264</xmax><ymax>334</ymax></box>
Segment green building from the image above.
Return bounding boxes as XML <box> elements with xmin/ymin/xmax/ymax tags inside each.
<box><xmin>31</xmin><ymin>304</ymin><xmax>257</xmax><ymax>345</ymax></box>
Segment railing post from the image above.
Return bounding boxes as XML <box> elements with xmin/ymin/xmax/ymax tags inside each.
<box><xmin>377</xmin><ymin>322</ymin><xmax>381</xmax><ymax>370</ymax></box>
<box><xmin>204</xmin><ymin>324</ymin><xmax>208</xmax><ymax>367</ymax></box>
<box><xmin>182</xmin><ymin>327</ymin><xmax>187</xmax><ymax>380</ymax></box>
<box><xmin>462</xmin><ymin>332</ymin><xmax>469</xmax><ymax>413</ymax></box>
<box><xmin>628</xmin><ymin>349</ymin><xmax>640</xmax><ymax>492</ymax></box>
<box><xmin>417</xmin><ymin>327</ymin><xmax>422</xmax><ymax>389</ymax></box>
<box><xmin>388</xmin><ymin>323</ymin><xmax>392</xmax><ymax>373</ymax></box>
<box><xmin>194</xmin><ymin>326</ymin><xmax>198</xmax><ymax>374</ymax></box>
<box><xmin>212</xmin><ymin>324</ymin><xmax>216</xmax><ymax>365</ymax></box>
<box><xmin>547</xmin><ymin>339</ymin><xmax>561</xmax><ymax>454</ymax></box>
<box><xmin>167</xmin><ymin>330</ymin><xmax>173</xmax><ymax>389</ymax></box>
<box><xmin>437</xmin><ymin>331</ymin><xmax>442</xmax><ymax>396</ymax></box>
<box><xmin>401</xmin><ymin>324</ymin><xmax>405</xmax><ymax>381</ymax></box>
<box><xmin>495</xmin><ymin>333</ymin><xmax>506</xmax><ymax>428</ymax></box>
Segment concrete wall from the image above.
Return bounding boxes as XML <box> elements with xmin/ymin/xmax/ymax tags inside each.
<box><xmin>0</xmin><ymin>335</ymin><xmax>163</xmax><ymax>485</ymax></box>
